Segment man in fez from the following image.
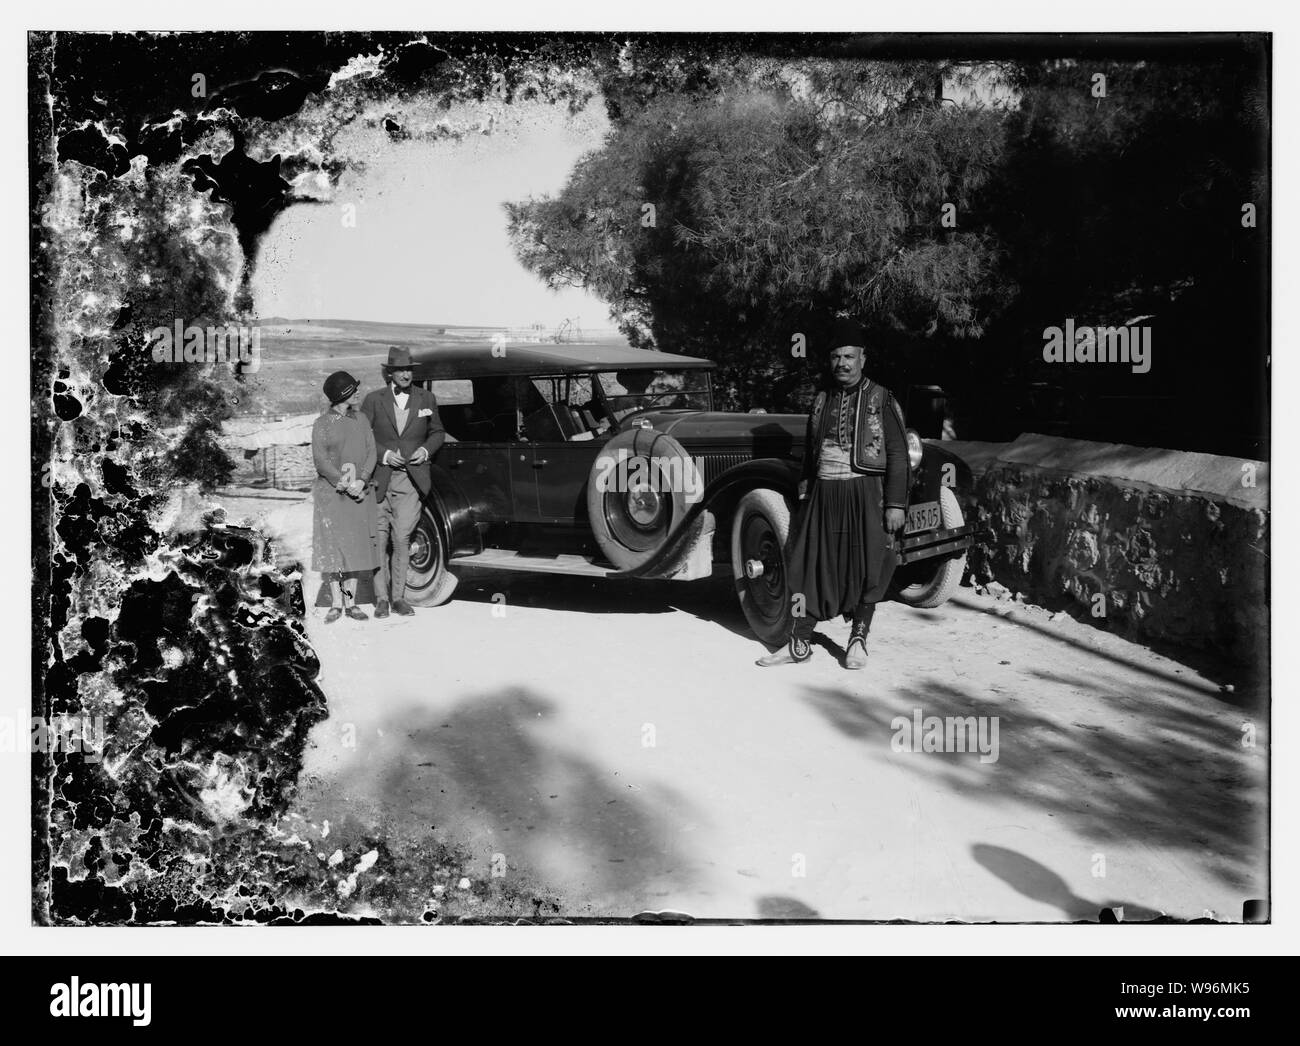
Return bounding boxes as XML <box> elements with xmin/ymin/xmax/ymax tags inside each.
<box><xmin>757</xmin><ymin>317</ymin><xmax>909</xmax><ymax>669</ymax></box>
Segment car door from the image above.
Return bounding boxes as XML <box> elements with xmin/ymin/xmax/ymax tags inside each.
<box><xmin>431</xmin><ymin>376</ymin><xmax>513</xmax><ymax>522</ymax></box>
<box><xmin>445</xmin><ymin>440</ymin><xmax>514</xmax><ymax>522</ymax></box>
<box><xmin>530</xmin><ymin>437</ymin><xmax>607</xmax><ymax>523</ymax></box>
<box><xmin>521</xmin><ymin>375</ymin><xmax>609</xmax><ymax>524</ymax></box>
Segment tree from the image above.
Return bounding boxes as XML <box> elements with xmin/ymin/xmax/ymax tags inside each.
<box><xmin>974</xmin><ymin>54</ymin><xmax>1270</xmax><ymax>454</ymax></box>
<box><xmin>507</xmin><ymin>58</ymin><xmax>1014</xmax><ymax>410</ymax></box>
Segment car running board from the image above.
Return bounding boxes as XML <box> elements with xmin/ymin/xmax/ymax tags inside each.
<box><xmin>451</xmin><ymin>548</ymin><xmax>614</xmax><ymax>578</ymax></box>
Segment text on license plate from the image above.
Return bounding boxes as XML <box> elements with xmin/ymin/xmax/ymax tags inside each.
<box><xmin>905</xmin><ymin>500</ymin><xmax>942</xmax><ymax>534</ymax></box>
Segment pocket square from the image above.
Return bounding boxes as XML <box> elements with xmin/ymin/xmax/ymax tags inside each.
<box><xmin>418</xmin><ymin>407</ymin><xmax>433</xmax><ymax>417</ymax></box>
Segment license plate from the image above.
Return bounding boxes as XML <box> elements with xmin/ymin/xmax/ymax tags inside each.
<box><xmin>905</xmin><ymin>500</ymin><xmax>942</xmax><ymax>534</ymax></box>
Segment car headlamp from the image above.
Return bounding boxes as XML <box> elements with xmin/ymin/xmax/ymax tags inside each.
<box><xmin>906</xmin><ymin>429</ymin><xmax>924</xmax><ymax>470</ymax></box>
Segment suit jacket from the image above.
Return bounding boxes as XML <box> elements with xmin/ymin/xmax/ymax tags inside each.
<box><xmin>360</xmin><ymin>384</ymin><xmax>447</xmax><ymax>500</ymax></box>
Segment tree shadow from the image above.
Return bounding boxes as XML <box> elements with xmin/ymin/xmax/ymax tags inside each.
<box><xmin>971</xmin><ymin>844</ymin><xmax>1165</xmax><ymax>922</ymax></box>
<box><xmin>755</xmin><ymin>895</ymin><xmax>822</xmax><ymax>920</ymax></box>
<box><xmin>798</xmin><ymin>670</ymin><xmax>1266</xmax><ymax>895</ymax></box>
<box><xmin>330</xmin><ymin>685</ymin><xmax>702</xmax><ymax>915</ymax></box>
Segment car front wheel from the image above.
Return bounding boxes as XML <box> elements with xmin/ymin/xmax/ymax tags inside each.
<box><xmin>891</xmin><ymin>486</ymin><xmax>966</xmax><ymax>609</ymax></box>
<box><xmin>731</xmin><ymin>488</ymin><xmax>795</xmax><ymax>646</ymax></box>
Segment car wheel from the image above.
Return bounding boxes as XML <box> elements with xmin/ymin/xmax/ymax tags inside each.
<box><xmin>404</xmin><ymin>506</ymin><xmax>459</xmax><ymax>607</ymax></box>
<box><xmin>892</xmin><ymin>486</ymin><xmax>966</xmax><ymax>609</ymax></box>
<box><xmin>587</xmin><ymin>427</ymin><xmax>703</xmax><ymax>570</ymax></box>
<box><xmin>730</xmin><ymin>488</ymin><xmax>795</xmax><ymax>646</ymax></box>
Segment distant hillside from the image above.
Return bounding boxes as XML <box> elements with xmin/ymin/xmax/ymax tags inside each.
<box><xmin>253</xmin><ymin>317</ymin><xmax>626</xmax><ymax>358</ymax></box>
<box><xmin>228</xmin><ymin>318</ymin><xmax>631</xmax><ymax>418</ymax></box>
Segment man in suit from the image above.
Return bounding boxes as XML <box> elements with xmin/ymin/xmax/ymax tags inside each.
<box><xmin>360</xmin><ymin>346</ymin><xmax>447</xmax><ymax>617</ymax></box>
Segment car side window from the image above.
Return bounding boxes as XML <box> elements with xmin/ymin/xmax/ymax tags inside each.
<box><xmin>438</xmin><ymin>376</ymin><xmax>521</xmax><ymax>442</ymax></box>
<box><xmin>520</xmin><ymin>375</ymin><xmax>613</xmax><ymax>442</ymax></box>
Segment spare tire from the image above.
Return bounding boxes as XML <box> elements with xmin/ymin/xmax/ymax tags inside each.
<box><xmin>587</xmin><ymin>426</ymin><xmax>703</xmax><ymax>570</ymax></box>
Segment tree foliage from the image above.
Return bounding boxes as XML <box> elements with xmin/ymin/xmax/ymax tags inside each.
<box><xmin>508</xmin><ymin>46</ymin><xmax>1269</xmax><ymax>455</ymax></box>
<box><xmin>507</xmin><ymin>59</ymin><xmax>1013</xmax><ymax>410</ymax></box>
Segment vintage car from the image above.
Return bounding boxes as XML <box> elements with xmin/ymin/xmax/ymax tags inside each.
<box><xmin>401</xmin><ymin>337</ymin><xmax>974</xmax><ymax>645</ymax></box>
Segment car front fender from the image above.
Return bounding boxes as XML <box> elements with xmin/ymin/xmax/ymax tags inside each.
<box><xmin>912</xmin><ymin>442</ymin><xmax>975</xmax><ymax>505</ymax></box>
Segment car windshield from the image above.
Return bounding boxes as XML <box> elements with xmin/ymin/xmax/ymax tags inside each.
<box><xmin>431</xmin><ymin>370</ymin><xmax>713</xmax><ymax>444</ymax></box>
<box><xmin>596</xmin><ymin>370</ymin><xmax>711</xmax><ymax>417</ymax></box>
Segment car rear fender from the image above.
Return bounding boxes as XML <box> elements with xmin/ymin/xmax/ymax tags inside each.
<box><xmin>422</xmin><ymin>463</ymin><xmax>481</xmax><ymax>557</ymax></box>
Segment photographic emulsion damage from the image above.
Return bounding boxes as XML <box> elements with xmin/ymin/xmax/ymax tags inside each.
<box><xmin>29</xmin><ymin>31</ymin><xmax>1269</xmax><ymax>926</ymax></box>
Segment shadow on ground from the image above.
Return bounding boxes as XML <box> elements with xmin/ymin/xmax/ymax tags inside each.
<box><xmin>799</xmin><ymin>661</ymin><xmax>1265</xmax><ymax>899</ymax></box>
<box><xmin>452</xmin><ymin>566</ymin><xmax>757</xmax><ymax>641</ymax></box>
<box><xmin>327</xmin><ymin>684</ymin><xmax>701</xmax><ymax>915</ymax></box>
<box><xmin>971</xmin><ymin>845</ymin><xmax>1165</xmax><ymax>921</ymax></box>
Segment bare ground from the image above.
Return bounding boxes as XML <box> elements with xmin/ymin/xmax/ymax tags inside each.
<box><xmin>216</xmin><ymin>489</ymin><xmax>1268</xmax><ymax>922</ymax></box>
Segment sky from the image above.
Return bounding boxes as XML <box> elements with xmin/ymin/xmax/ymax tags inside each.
<box><xmin>252</xmin><ymin>98</ymin><xmax>613</xmax><ymax>330</ymax></box>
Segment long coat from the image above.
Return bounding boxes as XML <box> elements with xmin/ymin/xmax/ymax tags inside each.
<box><xmin>311</xmin><ymin>408</ymin><xmax>380</xmax><ymax>574</ymax></box>
<box><xmin>359</xmin><ymin>385</ymin><xmax>447</xmax><ymax>501</ymax></box>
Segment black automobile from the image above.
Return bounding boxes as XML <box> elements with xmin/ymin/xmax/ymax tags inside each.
<box><xmin>402</xmin><ymin>337</ymin><xmax>974</xmax><ymax>645</ymax></box>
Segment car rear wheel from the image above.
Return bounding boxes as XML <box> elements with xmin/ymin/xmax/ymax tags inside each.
<box><xmin>731</xmin><ymin>488</ymin><xmax>795</xmax><ymax>646</ymax></box>
<box><xmin>404</xmin><ymin>506</ymin><xmax>459</xmax><ymax>607</ymax></box>
<box><xmin>892</xmin><ymin>486</ymin><xmax>966</xmax><ymax>609</ymax></box>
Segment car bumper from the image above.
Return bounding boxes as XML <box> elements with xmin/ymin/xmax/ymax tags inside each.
<box><xmin>898</xmin><ymin>523</ymin><xmax>974</xmax><ymax>565</ymax></box>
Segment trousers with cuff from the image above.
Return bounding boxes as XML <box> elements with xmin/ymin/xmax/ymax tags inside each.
<box><xmin>375</xmin><ymin>468</ymin><xmax>422</xmax><ymax>602</ymax></box>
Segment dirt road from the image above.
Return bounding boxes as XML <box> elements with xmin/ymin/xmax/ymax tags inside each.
<box><xmin>233</xmin><ymin>492</ymin><xmax>1268</xmax><ymax>922</ymax></box>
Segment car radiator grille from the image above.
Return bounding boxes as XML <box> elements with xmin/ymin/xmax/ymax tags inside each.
<box><xmin>691</xmin><ymin>453</ymin><xmax>751</xmax><ymax>487</ymax></box>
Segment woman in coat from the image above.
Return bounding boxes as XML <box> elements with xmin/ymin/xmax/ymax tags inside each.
<box><xmin>312</xmin><ymin>371</ymin><xmax>380</xmax><ymax>622</ymax></box>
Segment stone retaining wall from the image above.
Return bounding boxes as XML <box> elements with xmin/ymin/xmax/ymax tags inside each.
<box><xmin>949</xmin><ymin>434</ymin><xmax>1269</xmax><ymax>667</ymax></box>
<box><xmin>220</xmin><ymin>414</ymin><xmax>317</xmax><ymax>491</ymax></box>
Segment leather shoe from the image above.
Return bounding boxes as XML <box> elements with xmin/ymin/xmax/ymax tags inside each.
<box><xmin>392</xmin><ymin>599</ymin><xmax>415</xmax><ymax>616</ymax></box>
<box><xmin>324</xmin><ymin>607</ymin><xmax>342</xmax><ymax>624</ymax></box>
<box><xmin>844</xmin><ymin>637</ymin><xmax>868</xmax><ymax>670</ymax></box>
<box><xmin>345</xmin><ymin>605</ymin><xmax>368</xmax><ymax>621</ymax></box>
<box><xmin>756</xmin><ymin>637</ymin><xmax>812</xmax><ymax>667</ymax></box>
<box><xmin>374</xmin><ymin>601</ymin><xmax>391</xmax><ymax>619</ymax></box>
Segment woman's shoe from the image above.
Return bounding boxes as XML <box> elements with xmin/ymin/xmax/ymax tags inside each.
<box><xmin>324</xmin><ymin>607</ymin><xmax>343</xmax><ymax>624</ymax></box>
<box><xmin>345</xmin><ymin>605</ymin><xmax>368</xmax><ymax>621</ymax></box>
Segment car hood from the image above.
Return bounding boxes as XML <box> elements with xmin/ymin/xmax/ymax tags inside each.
<box><xmin>630</xmin><ymin>410</ymin><xmax>806</xmax><ymax>451</ymax></box>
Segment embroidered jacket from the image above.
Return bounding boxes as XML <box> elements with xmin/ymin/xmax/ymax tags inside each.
<box><xmin>801</xmin><ymin>377</ymin><xmax>909</xmax><ymax>509</ymax></box>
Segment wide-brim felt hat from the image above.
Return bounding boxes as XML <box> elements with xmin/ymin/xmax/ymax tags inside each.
<box><xmin>383</xmin><ymin>346</ymin><xmax>414</xmax><ymax>369</ymax></box>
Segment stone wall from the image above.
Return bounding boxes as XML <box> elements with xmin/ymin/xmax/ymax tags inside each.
<box><xmin>220</xmin><ymin>413</ymin><xmax>318</xmax><ymax>491</ymax></box>
<box><xmin>951</xmin><ymin>434</ymin><xmax>1269</xmax><ymax>667</ymax></box>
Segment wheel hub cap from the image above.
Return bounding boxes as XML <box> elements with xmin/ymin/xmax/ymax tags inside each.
<box><xmin>626</xmin><ymin>487</ymin><xmax>662</xmax><ymax>527</ymax></box>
